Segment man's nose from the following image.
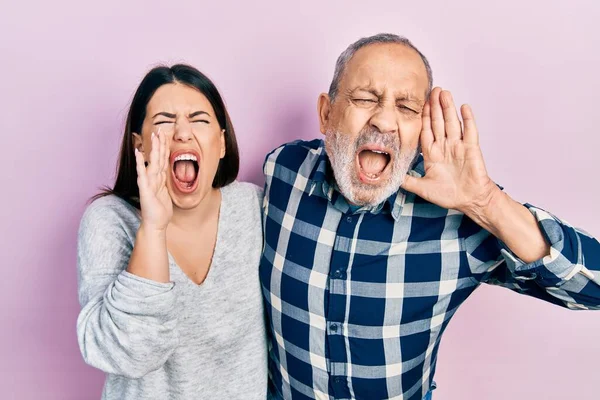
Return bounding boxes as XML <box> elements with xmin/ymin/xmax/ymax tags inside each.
<box><xmin>369</xmin><ymin>103</ymin><xmax>398</xmax><ymax>134</ymax></box>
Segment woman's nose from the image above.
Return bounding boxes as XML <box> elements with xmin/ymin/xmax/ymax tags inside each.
<box><xmin>173</xmin><ymin>121</ymin><xmax>192</xmax><ymax>142</ymax></box>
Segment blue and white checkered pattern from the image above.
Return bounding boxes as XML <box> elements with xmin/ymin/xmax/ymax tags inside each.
<box><xmin>260</xmin><ymin>139</ymin><xmax>600</xmax><ymax>400</ymax></box>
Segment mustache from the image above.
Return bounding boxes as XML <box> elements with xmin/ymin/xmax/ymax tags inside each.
<box><xmin>354</xmin><ymin>127</ymin><xmax>400</xmax><ymax>152</ymax></box>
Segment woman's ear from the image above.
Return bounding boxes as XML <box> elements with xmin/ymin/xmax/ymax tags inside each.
<box><xmin>132</xmin><ymin>132</ymin><xmax>144</xmax><ymax>152</ymax></box>
<box><xmin>132</xmin><ymin>132</ymin><xmax>147</xmax><ymax>163</ymax></box>
<box><xmin>219</xmin><ymin>129</ymin><xmax>226</xmax><ymax>159</ymax></box>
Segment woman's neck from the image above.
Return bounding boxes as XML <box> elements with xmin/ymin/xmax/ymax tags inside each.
<box><xmin>169</xmin><ymin>188</ymin><xmax>221</xmax><ymax>231</ymax></box>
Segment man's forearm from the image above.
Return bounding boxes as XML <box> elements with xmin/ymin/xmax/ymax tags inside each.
<box><xmin>463</xmin><ymin>187</ymin><xmax>551</xmax><ymax>263</ymax></box>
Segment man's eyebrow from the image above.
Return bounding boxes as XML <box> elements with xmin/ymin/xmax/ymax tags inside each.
<box><xmin>189</xmin><ymin>111</ymin><xmax>210</xmax><ymax>118</ymax></box>
<box><xmin>152</xmin><ymin>112</ymin><xmax>176</xmax><ymax>119</ymax></box>
<box><xmin>396</xmin><ymin>92</ymin><xmax>424</xmax><ymax>104</ymax></box>
<box><xmin>350</xmin><ymin>86</ymin><xmax>382</xmax><ymax>97</ymax></box>
<box><xmin>346</xmin><ymin>87</ymin><xmax>424</xmax><ymax>104</ymax></box>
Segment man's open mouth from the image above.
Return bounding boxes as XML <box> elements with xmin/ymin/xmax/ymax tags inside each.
<box><xmin>357</xmin><ymin>145</ymin><xmax>392</xmax><ymax>181</ymax></box>
<box><xmin>171</xmin><ymin>150</ymin><xmax>200</xmax><ymax>193</ymax></box>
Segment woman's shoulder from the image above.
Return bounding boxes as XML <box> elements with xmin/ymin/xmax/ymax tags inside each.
<box><xmin>221</xmin><ymin>181</ymin><xmax>263</xmax><ymax>207</ymax></box>
<box><xmin>80</xmin><ymin>194</ymin><xmax>140</xmax><ymax>230</ymax></box>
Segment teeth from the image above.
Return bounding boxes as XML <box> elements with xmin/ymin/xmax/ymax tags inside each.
<box><xmin>371</xmin><ymin>150</ymin><xmax>388</xmax><ymax>155</ymax></box>
<box><xmin>174</xmin><ymin>153</ymin><xmax>198</xmax><ymax>162</ymax></box>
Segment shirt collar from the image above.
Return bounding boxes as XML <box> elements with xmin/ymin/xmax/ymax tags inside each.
<box><xmin>308</xmin><ymin>139</ymin><xmax>425</xmax><ymax>222</ymax></box>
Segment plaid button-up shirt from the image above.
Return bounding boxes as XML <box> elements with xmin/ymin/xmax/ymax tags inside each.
<box><xmin>260</xmin><ymin>139</ymin><xmax>600</xmax><ymax>400</ymax></box>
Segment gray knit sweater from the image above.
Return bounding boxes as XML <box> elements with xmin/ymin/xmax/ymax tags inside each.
<box><xmin>76</xmin><ymin>181</ymin><xmax>268</xmax><ymax>399</ymax></box>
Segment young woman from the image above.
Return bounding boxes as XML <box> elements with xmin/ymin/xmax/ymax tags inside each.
<box><xmin>76</xmin><ymin>64</ymin><xmax>267</xmax><ymax>399</ymax></box>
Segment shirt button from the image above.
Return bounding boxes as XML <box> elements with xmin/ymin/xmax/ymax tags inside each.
<box><xmin>333</xmin><ymin>269</ymin><xmax>342</xmax><ymax>278</ymax></box>
<box><xmin>346</xmin><ymin>216</ymin><xmax>353</xmax><ymax>223</ymax></box>
<box><xmin>335</xmin><ymin>377</ymin><xmax>344</xmax><ymax>384</ymax></box>
<box><xmin>330</xmin><ymin>323</ymin><xmax>338</xmax><ymax>332</ymax></box>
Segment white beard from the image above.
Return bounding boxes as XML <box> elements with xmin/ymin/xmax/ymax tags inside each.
<box><xmin>325</xmin><ymin>127</ymin><xmax>418</xmax><ymax>207</ymax></box>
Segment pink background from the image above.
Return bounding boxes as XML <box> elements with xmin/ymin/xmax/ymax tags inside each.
<box><xmin>1</xmin><ymin>1</ymin><xmax>598</xmax><ymax>399</ymax></box>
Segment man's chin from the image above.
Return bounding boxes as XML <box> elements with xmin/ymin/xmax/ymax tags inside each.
<box><xmin>345</xmin><ymin>179</ymin><xmax>402</xmax><ymax>207</ymax></box>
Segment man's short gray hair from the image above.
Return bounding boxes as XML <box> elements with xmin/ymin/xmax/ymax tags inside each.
<box><xmin>328</xmin><ymin>33</ymin><xmax>433</xmax><ymax>102</ymax></box>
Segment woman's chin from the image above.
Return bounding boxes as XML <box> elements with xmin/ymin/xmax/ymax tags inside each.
<box><xmin>168</xmin><ymin>180</ymin><xmax>210</xmax><ymax>210</ymax></box>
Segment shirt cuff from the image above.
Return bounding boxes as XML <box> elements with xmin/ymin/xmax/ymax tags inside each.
<box><xmin>499</xmin><ymin>205</ymin><xmax>580</xmax><ymax>287</ymax></box>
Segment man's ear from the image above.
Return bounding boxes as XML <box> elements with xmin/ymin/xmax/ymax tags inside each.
<box><xmin>317</xmin><ymin>93</ymin><xmax>332</xmax><ymax>135</ymax></box>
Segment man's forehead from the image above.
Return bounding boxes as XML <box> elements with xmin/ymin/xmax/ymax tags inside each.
<box><xmin>350</xmin><ymin>42</ymin><xmax>423</xmax><ymax>67</ymax></box>
<box><xmin>344</xmin><ymin>71</ymin><xmax>426</xmax><ymax>101</ymax></box>
<box><xmin>339</xmin><ymin>44</ymin><xmax>428</xmax><ymax>97</ymax></box>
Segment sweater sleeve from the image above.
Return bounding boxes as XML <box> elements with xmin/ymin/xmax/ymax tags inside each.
<box><xmin>76</xmin><ymin>198</ymin><xmax>179</xmax><ymax>378</ymax></box>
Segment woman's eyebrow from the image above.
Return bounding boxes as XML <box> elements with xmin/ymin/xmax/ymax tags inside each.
<box><xmin>189</xmin><ymin>111</ymin><xmax>210</xmax><ymax>118</ymax></box>
<box><xmin>152</xmin><ymin>112</ymin><xmax>176</xmax><ymax>119</ymax></box>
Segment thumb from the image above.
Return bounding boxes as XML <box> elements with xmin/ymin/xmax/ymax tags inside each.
<box><xmin>401</xmin><ymin>174</ymin><xmax>426</xmax><ymax>197</ymax></box>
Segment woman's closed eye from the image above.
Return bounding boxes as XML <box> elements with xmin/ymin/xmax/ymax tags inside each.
<box><xmin>154</xmin><ymin>119</ymin><xmax>209</xmax><ymax>125</ymax></box>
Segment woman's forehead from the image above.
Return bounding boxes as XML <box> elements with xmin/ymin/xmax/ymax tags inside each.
<box><xmin>147</xmin><ymin>83</ymin><xmax>213</xmax><ymax>114</ymax></box>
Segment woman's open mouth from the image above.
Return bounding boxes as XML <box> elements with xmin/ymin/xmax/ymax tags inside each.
<box><xmin>356</xmin><ymin>145</ymin><xmax>392</xmax><ymax>183</ymax></box>
<box><xmin>170</xmin><ymin>150</ymin><xmax>200</xmax><ymax>194</ymax></box>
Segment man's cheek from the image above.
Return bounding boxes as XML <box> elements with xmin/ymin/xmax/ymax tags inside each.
<box><xmin>401</xmin><ymin>123</ymin><xmax>422</xmax><ymax>147</ymax></box>
<box><xmin>341</xmin><ymin>108</ymin><xmax>371</xmax><ymax>132</ymax></box>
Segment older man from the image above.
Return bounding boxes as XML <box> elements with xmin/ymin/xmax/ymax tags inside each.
<box><xmin>260</xmin><ymin>33</ymin><xmax>600</xmax><ymax>400</ymax></box>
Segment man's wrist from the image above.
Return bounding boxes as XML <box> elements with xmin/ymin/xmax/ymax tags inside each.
<box><xmin>460</xmin><ymin>184</ymin><xmax>507</xmax><ymax>236</ymax></box>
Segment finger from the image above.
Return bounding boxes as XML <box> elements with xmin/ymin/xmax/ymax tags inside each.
<box><xmin>161</xmin><ymin>128</ymin><xmax>170</xmax><ymax>174</ymax></box>
<box><xmin>460</xmin><ymin>104</ymin><xmax>479</xmax><ymax>145</ymax></box>
<box><xmin>401</xmin><ymin>174</ymin><xmax>427</xmax><ymax>199</ymax></box>
<box><xmin>159</xmin><ymin>129</ymin><xmax>169</xmax><ymax>187</ymax></box>
<box><xmin>157</xmin><ymin>128</ymin><xmax>166</xmax><ymax>173</ymax></box>
<box><xmin>440</xmin><ymin>90</ymin><xmax>462</xmax><ymax>140</ymax></box>
<box><xmin>148</xmin><ymin>132</ymin><xmax>160</xmax><ymax>175</ymax></box>
<box><xmin>429</xmin><ymin>87</ymin><xmax>445</xmax><ymax>143</ymax></box>
<box><xmin>420</xmin><ymin>102</ymin><xmax>434</xmax><ymax>154</ymax></box>
<box><xmin>134</xmin><ymin>148</ymin><xmax>149</xmax><ymax>189</ymax></box>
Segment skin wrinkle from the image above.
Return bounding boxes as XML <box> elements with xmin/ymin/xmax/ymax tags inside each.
<box><xmin>320</xmin><ymin>42</ymin><xmax>428</xmax><ymax>206</ymax></box>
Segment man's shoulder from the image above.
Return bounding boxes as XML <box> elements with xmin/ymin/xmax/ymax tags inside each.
<box><xmin>264</xmin><ymin>139</ymin><xmax>324</xmax><ymax>177</ymax></box>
